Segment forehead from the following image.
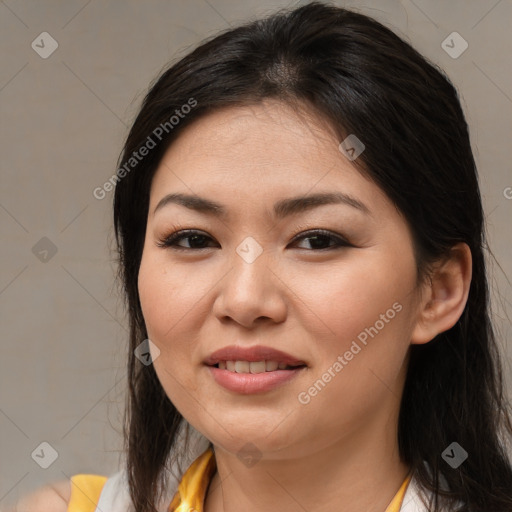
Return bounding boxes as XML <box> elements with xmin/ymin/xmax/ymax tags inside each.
<box><xmin>150</xmin><ymin>100</ymin><xmax>374</xmax><ymax>200</ymax></box>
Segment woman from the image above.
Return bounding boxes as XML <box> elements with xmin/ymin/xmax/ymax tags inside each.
<box><xmin>16</xmin><ymin>2</ymin><xmax>512</xmax><ymax>511</ymax></box>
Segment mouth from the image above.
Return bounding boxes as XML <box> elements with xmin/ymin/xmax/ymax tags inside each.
<box><xmin>209</xmin><ymin>360</ymin><xmax>307</xmax><ymax>373</ymax></box>
<box><xmin>203</xmin><ymin>345</ymin><xmax>308</xmax><ymax>370</ymax></box>
<box><xmin>203</xmin><ymin>345</ymin><xmax>307</xmax><ymax>394</ymax></box>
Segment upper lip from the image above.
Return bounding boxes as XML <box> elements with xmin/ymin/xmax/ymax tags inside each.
<box><xmin>204</xmin><ymin>345</ymin><xmax>307</xmax><ymax>366</ymax></box>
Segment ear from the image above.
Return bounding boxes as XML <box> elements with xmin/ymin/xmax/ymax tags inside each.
<box><xmin>411</xmin><ymin>243</ymin><xmax>472</xmax><ymax>345</ymax></box>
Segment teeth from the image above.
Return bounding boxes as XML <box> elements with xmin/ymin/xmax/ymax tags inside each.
<box><xmin>234</xmin><ymin>361</ymin><xmax>250</xmax><ymax>373</ymax></box>
<box><xmin>265</xmin><ymin>360</ymin><xmax>279</xmax><ymax>371</ymax></box>
<box><xmin>217</xmin><ymin>360</ymin><xmax>299</xmax><ymax>373</ymax></box>
<box><xmin>249</xmin><ymin>361</ymin><xmax>266</xmax><ymax>373</ymax></box>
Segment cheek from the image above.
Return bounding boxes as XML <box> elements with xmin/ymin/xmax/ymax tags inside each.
<box><xmin>138</xmin><ymin>251</ymin><xmax>187</xmax><ymax>381</ymax></box>
<box><xmin>138</xmin><ymin>253</ymin><xmax>168</xmax><ymax>338</ymax></box>
<box><xmin>288</xmin><ymin>251</ymin><xmax>416</xmax><ymax>352</ymax></box>
<box><xmin>288</xmin><ymin>253</ymin><xmax>416</xmax><ymax>409</ymax></box>
<box><xmin>138</xmin><ymin>250</ymin><xmax>201</xmax><ymax>341</ymax></box>
<box><xmin>137</xmin><ymin>249</ymin><xmax>212</xmax><ymax>404</ymax></box>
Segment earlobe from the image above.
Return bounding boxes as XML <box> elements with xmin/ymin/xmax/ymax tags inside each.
<box><xmin>411</xmin><ymin>243</ymin><xmax>472</xmax><ymax>345</ymax></box>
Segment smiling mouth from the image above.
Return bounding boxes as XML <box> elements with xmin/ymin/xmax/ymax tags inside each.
<box><xmin>210</xmin><ymin>361</ymin><xmax>307</xmax><ymax>373</ymax></box>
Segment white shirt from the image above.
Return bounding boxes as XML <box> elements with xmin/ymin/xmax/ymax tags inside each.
<box><xmin>94</xmin><ymin>425</ymin><xmax>459</xmax><ymax>512</ymax></box>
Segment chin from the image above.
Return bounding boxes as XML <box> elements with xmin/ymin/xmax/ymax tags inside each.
<box><xmin>203</xmin><ymin>419</ymin><xmax>300</xmax><ymax>456</ymax></box>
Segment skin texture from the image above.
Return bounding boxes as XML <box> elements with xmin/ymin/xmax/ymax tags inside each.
<box><xmin>137</xmin><ymin>99</ymin><xmax>472</xmax><ymax>512</ymax></box>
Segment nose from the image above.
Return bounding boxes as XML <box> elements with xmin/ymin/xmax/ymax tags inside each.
<box><xmin>212</xmin><ymin>248</ymin><xmax>287</xmax><ymax>329</ymax></box>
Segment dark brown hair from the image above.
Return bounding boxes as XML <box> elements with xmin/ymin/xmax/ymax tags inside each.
<box><xmin>113</xmin><ymin>2</ymin><xmax>512</xmax><ymax>511</ymax></box>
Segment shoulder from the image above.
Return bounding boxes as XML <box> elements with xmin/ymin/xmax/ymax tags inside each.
<box><xmin>401</xmin><ymin>472</ymin><xmax>465</xmax><ymax>512</ymax></box>
<box><xmin>8</xmin><ymin>479</ymin><xmax>70</xmax><ymax>511</ymax></box>
<box><xmin>7</xmin><ymin>424</ymin><xmax>211</xmax><ymax>512</ymax></box>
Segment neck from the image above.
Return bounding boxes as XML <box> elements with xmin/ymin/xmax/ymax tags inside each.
<box><xmin>203</xmin><ymin>407</ymin><xmax>410</xmax><ymax>512</ymax></box>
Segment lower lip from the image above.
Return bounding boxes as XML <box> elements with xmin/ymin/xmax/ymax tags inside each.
<box><xmin>206</xmin><ymin>365</ymin><xmax>306</xmax><ymax>394</ymax></box>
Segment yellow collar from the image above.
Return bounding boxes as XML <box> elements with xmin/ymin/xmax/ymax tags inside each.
<box><xmin>168</xmin><ymin>447</ymin><xmax>411</xmax><ymax>512</ymax></box>
<box><xmin>168</xmin><ymin>447</ymin><xmax>217</xmax><ymax>512</ymax></box>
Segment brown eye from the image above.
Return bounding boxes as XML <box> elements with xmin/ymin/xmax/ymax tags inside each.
<box><xmin>290</xmin><ymin>229</ymin><xmax>352</xmax><ymax>250</ymax></box>
<box><xmin>157</xmin><ymin>230</ymin><xmax>218</xmax><ymax>250</ymax></box>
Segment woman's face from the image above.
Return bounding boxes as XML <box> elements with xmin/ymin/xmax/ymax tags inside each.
<box><xmin>138</xmin><ymin>100</ymin><xmax>422</xmax><ymax>459</ymax></box>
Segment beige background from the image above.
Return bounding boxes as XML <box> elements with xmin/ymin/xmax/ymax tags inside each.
<box><xmin>1</xmin><ymin>0</ymin><xmax>511</xmax><ymax>507</ymax></box>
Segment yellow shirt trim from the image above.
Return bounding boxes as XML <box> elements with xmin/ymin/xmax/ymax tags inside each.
<box><xmin>67</xmin><ymin>450</ymin><xmax>411</xmax><ymax>511</ymax></box>
<box><xmin>169</xmin><ymin>447</ymin><xmax>217</xmax><ymax>512</ymax></box>
<box><xmin>169</xmin><ymin>447</ymin><xmax>412</xmax><ymax>512</ymax></box>
<box><xmin>68</xmin><ymin>474</ymin><xmax>108</xmax><ymax>512</ymax></box>
<box><xmin>386</xmin><ymin>473</ymin><xmax>412</xmax><ymax>512</ymax></box>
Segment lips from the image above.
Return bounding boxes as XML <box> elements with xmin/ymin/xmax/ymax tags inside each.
<box><xmin>203</xmin><ymin>345</ymin><xmax>307</xmax><ymax>368</ymax></box>
<box><xmin>204</xmin><ymin>345</ymin><xmax>308</xmax><ymax>393</ymax></box>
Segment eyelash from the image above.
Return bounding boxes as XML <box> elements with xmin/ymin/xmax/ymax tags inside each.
<box><xmin>156</xmin><ymin>226</ymin><xmax>353</xmax><ymax>252</ymax></box>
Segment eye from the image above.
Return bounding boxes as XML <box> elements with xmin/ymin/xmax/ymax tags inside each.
<box><xmin>156</xmin><ymin>230</ymin><xmax>218</xmax><ymax>250</ymax></box>
<box><xmin>157</xmin><ymin>228</ymin><xmax>352</xmax><ymax>251</ymax></box>
<box><xmin>289</xmin><ymin>229</ymin><xmax>352</xmax><ymax>250</ymax></box>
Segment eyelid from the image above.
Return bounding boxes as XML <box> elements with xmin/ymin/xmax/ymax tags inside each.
<box><xmin>288</xmin><ymin>222</ymin><xmax>352</xmax><ymax>245</ymax></box>
<box><xmin>155</xmin><ymin>228</ymin><xmax>216</xmax><ymax>249</ymax></box>
<box><xmin>156</xmin><ymin>224</ymin><xmax>353</xmax><ymax>251</ymax></box>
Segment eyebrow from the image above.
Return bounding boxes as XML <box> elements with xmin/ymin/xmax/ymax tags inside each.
<box><xmin>153</xmin><ymin>191</ymin><xmax>371</xmax><ymax>219</ymax></box>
